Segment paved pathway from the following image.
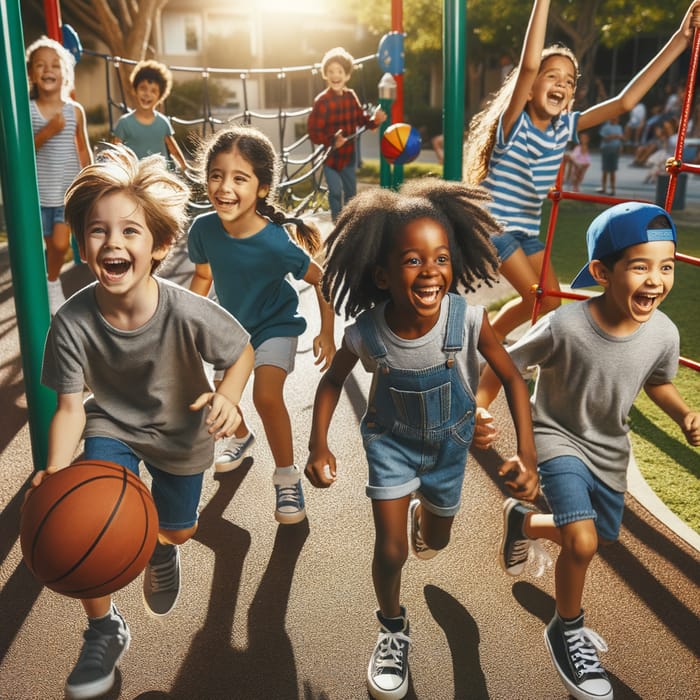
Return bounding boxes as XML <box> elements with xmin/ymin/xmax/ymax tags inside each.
<box><xmin>0</xmin><ymin>225</ymin><xmax>698</xmax><ymax>698</ymax></box>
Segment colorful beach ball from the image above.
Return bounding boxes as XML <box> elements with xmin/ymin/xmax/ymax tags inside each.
<box><xmin>380</xmin><ymin>123</ymin><xmax>422</xmax><ymax>165</ymax></box>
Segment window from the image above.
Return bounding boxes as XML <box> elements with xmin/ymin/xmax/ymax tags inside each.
<box><xmin>162</xmin><ymin>13</ymin><xmax>202</xmax><ymax>55</ymax></box>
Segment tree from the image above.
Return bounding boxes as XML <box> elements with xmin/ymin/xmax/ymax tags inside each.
<box><xmin>353</xmin><ymin>0</ymin><xmax>693</xmax><ymax>107</ymax></box>
<box><xmin>22</xmin><ymin>0</ymin><xmax>170</xmax><ymax>105</ymax></box>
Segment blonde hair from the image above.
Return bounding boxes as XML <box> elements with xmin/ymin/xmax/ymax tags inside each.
<box><xmin>464</xmin><ymin>44</ymin><xmax>580</xmax><ymax>186</ymax></box>
<box><xmin>25</xmin><ymin>36</ymin><xmax>75</xmax><ymax>101</ymax></box>
<box><xmin>65</xmin><ymin>146</ymin><xmax>190</xmax><ymax>271</ymax></box>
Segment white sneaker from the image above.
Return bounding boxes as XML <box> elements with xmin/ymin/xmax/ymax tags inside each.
<box><xmin>47</xmin><ymin>279</ymin><xmax>66</xmax><ymax>315</ymax></box>
<box><xmin>215</xmin><ymin>432</ymin><xmax>255</xmax><ymax>473</ymax></box>
<box><xmin>409</xmin><ymin>499</ymin><xmax>438</xmax><ymax>560</ymax></box>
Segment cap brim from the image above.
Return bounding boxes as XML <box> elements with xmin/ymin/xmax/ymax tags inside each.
<box><xmin>570</xmin><ymin>263</ymin><xmax>597</xmax><ymax>289</ymax></box>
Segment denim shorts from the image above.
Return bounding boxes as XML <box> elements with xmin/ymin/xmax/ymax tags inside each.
<box><xmin>41</xmin><ymin>206</ymin><xmax>66</xmax><ymax>238</ymax></box>
<box><xmin>538</xmin><ymin>455</ymin><xmax>625</xmax><ymax>541</ymax></box>
<box><xmin>83</xmin><ymin>436</ymin><xmax>203</xmax><ymax>531</ymax></box>
<box><xmin>361</xmin><ymin>419</ymin><xmax>473</xmax><ymax>517</ymax></box>
<box><xmin>491</xmin><ymin>230</ymin><xmax>545</xmax><ymax>264</ymax></box>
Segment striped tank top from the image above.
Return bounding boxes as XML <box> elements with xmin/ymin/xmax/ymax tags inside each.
<box><xmin>30</xmin><ymin>100</ymin><xmax>82</xmax><ymax>207</ymax></box>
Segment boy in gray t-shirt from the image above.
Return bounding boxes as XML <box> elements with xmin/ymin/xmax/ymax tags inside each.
<box><xmin>29</xmin><ymin>148</ymin><xmax>253</xmax><ymax>700</ymax></box>
<box><xmin>476</xmin><ymin>201</ymin><xmax>699</xmax><ymax>700</ymax></box>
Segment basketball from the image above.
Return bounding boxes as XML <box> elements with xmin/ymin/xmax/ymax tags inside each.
<box><xmin>20</xmin><ymin>460</ymin><xmax>158</xmax><ymax>598</ymax></box>
<box><xmin>380</xmin><ymin>122</ymin><xmax>422</xmax><ymax>165</ymax></box>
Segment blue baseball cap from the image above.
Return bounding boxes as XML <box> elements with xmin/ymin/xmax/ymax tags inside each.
<box><xmin>571</xmin><ymin>202</ymin><xmax>677</xmax><ymax>288</ymax></box>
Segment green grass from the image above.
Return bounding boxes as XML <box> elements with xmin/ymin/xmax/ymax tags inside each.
<box><xmin>544</xmin><ymin>199</ymin><xmax>700</xmax><ymax>533</ymax></box>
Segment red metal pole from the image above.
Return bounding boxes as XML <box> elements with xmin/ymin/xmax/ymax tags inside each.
<box><xmin>43</xmin><ymin>0</ymin><xmax>62</xmax><ymax>41</ymax></box>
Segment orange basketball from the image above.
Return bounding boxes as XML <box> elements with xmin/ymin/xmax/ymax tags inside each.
<box><xmin>20</xmin><ymin>460</ymin><xmax>158</xmax><ymax>598</ymax></box>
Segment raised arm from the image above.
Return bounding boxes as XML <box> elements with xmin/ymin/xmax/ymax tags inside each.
<box><xmin>579</xmin><ymin>1</ymin><xmax>700</xmax><ymax>130</ymax></box>
<box><xmin>501</xmin><ymin>0</ymin><xmax>552</xmax><ymax>139</ymax></box>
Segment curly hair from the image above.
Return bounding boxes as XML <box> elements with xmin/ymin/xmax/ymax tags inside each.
<box><xmin>25</xmin><ymin>36</ymin><xmax>76</xmax><ymax>101</ymax></box>
<box><xmin>464</xmin><ymin>44</ymin><xmax>580</xmax><ymax>186</ymax></box>
<box><xmin>64</xmin><ymin>145</ymin><xmax>190</xmax><ymax>271</ymax></box>
<box><xmin>322</xmin><ymin>179</ymin><xmax>502</xmax><ymax>319</ymax></box>
<box><xmin>321</xmin><ymin>47</ymin><xmax>354</xmax><ymax>78</ymax></box>
<box><xmin>195</xmin><ymin>125</ymin><xmax>321</xmax><ymax>254</ymax></box>
<box><xmin>129</xmin><ymin>59</ymin><xmax>173</xmax><ymax>102</ymax></box>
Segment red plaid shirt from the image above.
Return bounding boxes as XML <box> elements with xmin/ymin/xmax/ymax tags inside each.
<box><xmin>307</xmin><ymin>87</ymin><xmax>377</xmax><ymax>171</ymax></box>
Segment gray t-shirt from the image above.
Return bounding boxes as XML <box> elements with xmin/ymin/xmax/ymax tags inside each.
<box><xmin>508</xmin><ymin>300</ymin><xmax>679</xmax><ymax>491</ymax></box>
<box><xmin>42</xmin><ymin>277</ymin><xmax>250</xmax><ymax>475</ymax></box>
<box><xmin>344</xmin><ymin>296</ymin><xmax>484</xmax><ymax>404</ymax></box>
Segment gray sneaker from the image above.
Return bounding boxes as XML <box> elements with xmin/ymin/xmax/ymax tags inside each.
<box><xmin>215</xmin><ymin>432</ymin><xmax>255</xmax><ymax>473</ymax></box>
<box><xmin>409</xmin><ymin>499</ymin><xmax>438</xmax><ymax>560</ymax></box>
<box><xmin>143</xmin><ymin>543</ymin><xmax>180</xmax><ymax>616</ymax></box>
<box><xmin>65</xmin><ymin>605</ymin><xmax>130</xmax><ymax>700</ymax></box>
<box><xmin>273</xmin><ymin>466</ymin><xmax>306</xmax><ymax>524</ymax></box>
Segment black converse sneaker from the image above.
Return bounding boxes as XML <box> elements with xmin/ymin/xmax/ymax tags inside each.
<box><xmin>500</xmin><ymin>497</ymin><xmax>537</xmax><ymax>576</ymax></box>
<box><xmin>545</xmin><ymin>611</ymin><xmax>613</xmax><ymax>700</ymax></box>
<box><xmin>65</xmin><ymin>604</ymin><xmax>130</xmax><ymax>700</ymax></box>
<box><xmin>367</xmin><ymin>607</ymin><xmax>411</xmax><ymax>700</ymax></box>
<box><xmin>143</xmin><ymin>542</ymin><xmax>181</xmax><ymax>616</ymax></box>
<box><xmin>409</xmin><ymin>499</ymin><xmax>438</xmax><ymax>560</ymax></box>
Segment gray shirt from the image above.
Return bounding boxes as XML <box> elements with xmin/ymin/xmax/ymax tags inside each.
<box><xmin>344</xmin><ymin>296</ymin><xmax>484</xmax><ymax>404</ymax></box>
<box><xmin>508</xmin><ymin>300</ymin><xmax>679</xmax><ymax>491</ymax></box>
<box><xmin>42</xmin><ymin>277</ymin><xmax>250</xmax><ymax>475</ymax></box>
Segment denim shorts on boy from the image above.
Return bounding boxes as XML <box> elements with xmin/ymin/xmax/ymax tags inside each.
<box><xmin>491</xmin><ymin>229</ymin><xmax>545</xmax><ymax>263</ymax></box>
<box><xmin>601</xmin><ymin>148</ymin><xmax>621</xmax><ymax>173</ymax></box>
<box><xmin>538</xmin><ymin>455</ymin><xmax>625</xmax><ymax>542</ymax></box>
<box><xmin>358</xmin><ymin>294</ymin><xmax>475</xmax><ymax>518</ymax></box>
<box><xmin>41</xmin><ymin>206</ymin><xmax>66</xmax><ymax>237</ymax></box>
<box><xmin>213</xmin><ymin>335</ymin><xmax>298</xmax><ymax>381</ymax></box>
<box><xmin>84</xmin><ymin>436</ymin><xmax>204</xmax><ymax>530</ymax></box>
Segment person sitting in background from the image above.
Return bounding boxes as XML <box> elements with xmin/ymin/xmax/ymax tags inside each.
<box><xmin>623</xmin><ymin>101</ymin><xmax>647</xmax><ymax>146</ymax></box>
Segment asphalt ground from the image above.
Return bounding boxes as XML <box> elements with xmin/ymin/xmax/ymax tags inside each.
<box><xmin>0</xmin><ymin>176</ymin><xmax>699</xmax><ymax>699</ymax></box>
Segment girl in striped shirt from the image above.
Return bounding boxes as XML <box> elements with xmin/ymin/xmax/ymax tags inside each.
<box><xmin>464</xmin><ymin>0</ymin><xmax>700</xmax><ymax>345</ymax></box>
<box><xmin>27</xmin><ymin>36</ymin><xmax>92</xmax><ymax>314</ymax></box>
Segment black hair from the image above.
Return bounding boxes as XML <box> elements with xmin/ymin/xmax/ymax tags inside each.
<box><xmin>196</xmin><ymin>125</ymin><xmax>320</xmax><ymax>255</ymax></box>
<box><xmin>129</xmin><ymin>60</ymin><xmax>173</xmax><ymax>102</ymax></box>
<box><xmin>599</xmin><ymin>214</ymin><xmax>674</xmax><ymax>271</ymax></box>
<box><xmin>322</xmin><ymin>179</ymin><xmax>502</xmax><ymax>318</ymax></box>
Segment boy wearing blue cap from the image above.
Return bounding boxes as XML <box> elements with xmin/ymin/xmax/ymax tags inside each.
<box><xmin>475</xmin><ymin>201</ymin><xmax>699</xmax><ymax>700</ymax></box>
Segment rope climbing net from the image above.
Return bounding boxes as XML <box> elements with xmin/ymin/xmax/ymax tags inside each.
<box><xmin>84</xmin><ymin>49</ymin><xmax>379</xmax><ymax>216</ymax></box>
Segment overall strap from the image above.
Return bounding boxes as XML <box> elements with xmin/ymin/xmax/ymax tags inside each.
<box><xmin>356</xmin><ymin>309</ymin><xmax>388</xmax><ymax>361</ymax></box>
<box><xmin>443</xmin><ymin>294</ymin><xmax>466</xmax><ymax>353</ymax></box>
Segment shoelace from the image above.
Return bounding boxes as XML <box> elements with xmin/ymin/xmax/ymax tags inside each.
<box><xmin>564</xmin><ymin>626</ymin><xmax>609</xmax><ymax>676</ymax></box>
<box><xmin>148</xmin><ymin>551</ymin><xmax>177</xmax><ymax>592</ymax></box>
<box><xmin>77</xmin><ymin>625</ymin><xmax>122</xmax><ymax>668</ymax></box>
<box><xmin>527</xmin><ymin>539</ymin><xmax>553</xmax><ymax>578</ymax></box>
<box><xmin>276</xmin><ymin>482</ymin><xmax>302</xmax><ymax>510</ymax></box>
<box><xmin>373</xmin><ymin>629</ymin><xmax>411</xmax><ymax>673</ymax></box>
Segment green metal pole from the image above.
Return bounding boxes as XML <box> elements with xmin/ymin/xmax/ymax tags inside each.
<box><xmin>379</xmin><ymin>97</ymin><xmax>394</xmax><ymax>189</ymax></box>
<box><xmin>0</xmin><ymin>0</ymin><xmax>55</xmax><ymax>470</ymax></box>
<box><xmin>443</xmin><ymin>0</ymin><xmax>466</xmax><ymax>181</ymax></box>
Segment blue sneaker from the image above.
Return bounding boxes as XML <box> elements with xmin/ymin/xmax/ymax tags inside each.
<box><xmin>273</xmin><ymin>466</ymin><xmax>306</xmax><ymax>524</ymax></box>
<box><xmin>215</xmin><ymin>431</ymin><xmax>255</xmax><ymax>473</ymax></box>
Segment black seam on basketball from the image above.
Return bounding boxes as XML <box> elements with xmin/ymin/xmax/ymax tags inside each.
<box><xmin>37</xmin><ymin>473</ymin><xmax>129</xmax><ymax>586</ymax></box>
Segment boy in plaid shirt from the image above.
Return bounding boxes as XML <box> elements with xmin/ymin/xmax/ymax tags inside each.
<box><xmin>308</xmin><ymin>47</ymin><xmax>386</xmax><ymax>221</ymax></box>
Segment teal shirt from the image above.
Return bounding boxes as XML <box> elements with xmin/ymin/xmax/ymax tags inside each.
<box><xmin>187</xmin><ymin>214</ymin><xmax>311</xmax><ymax>348</ymax></box>
<box><xmin>113</xmin><ymin>111</ymin><xmax>173</xmax><ymax>160</ymax></box>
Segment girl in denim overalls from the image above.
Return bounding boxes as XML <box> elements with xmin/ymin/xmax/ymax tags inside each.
<box><xmin>306</xmin><ymin>180</ymin><xmax>538</xmax><ymax>700</ymax></box>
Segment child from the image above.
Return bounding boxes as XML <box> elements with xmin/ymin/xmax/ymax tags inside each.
<box><xmin>26</xmin><ymin>36</ymin><xmax>92</xmax><ymax>315</ymax></box>
<box><xmin>188</xmin><ymin>125</ymin><xmax>336</xmax><ymax>524</ymax></box>
<box><xmin>563</xmin><ymin>130</ymin><xmax>591</xmax><ymax>192</ymax></box>
<box><xmin>113</xmin><ymin>59</ymin><xmax>188</xmax><ymax>171</ymax></box>
<box><xmin>464</xmin><ymin>0</ymin><xmax>700</xmax><ymax>344</ymax></box>
<box><xmin>597</xmin><ymin>116</ymin><xmax>624</xmax><ymax>195</ymax></box>
<box><xmin>305</xmin><ymin>180</ymin><xmax>538</xmax><ymax>700</ymax></box>
<box><xmin>307</xmin><ymin>47</ymin><xmax>387</xmax><ymax>221</ymax></box>
<box><xmin>29</xmin><ymin>146</ymin><xmax>254</xmax><ymax>699</ymax></box>
<box><xmin>476</xmin><ymin>202</ymin><xmax>700</xmax><ymax>700</ymax></box>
